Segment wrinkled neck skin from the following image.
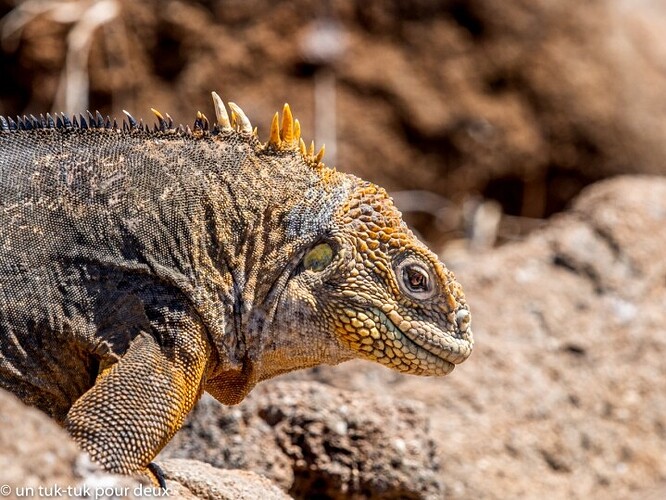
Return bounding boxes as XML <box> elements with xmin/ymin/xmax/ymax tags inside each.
<box><xmin>200</xmin><ymin>138</ymin><xmax>354</xmax><ymax>392</ymax></box>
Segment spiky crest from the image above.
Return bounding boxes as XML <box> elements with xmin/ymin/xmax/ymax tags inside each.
<box><xmin>0</xmin><ymin>91</ymin><xmax>327</xmax><ymax>168</ymax></box>
<box><xmin>227</xmin><ymin>102</ymin><xmax>252</xmax><ymax>133</ymax></box>
<box><xmin>211</xmin><ymin>91</ymin><xmax>231</xmax><ymax>130</ymax></box>
<box><xmin>264</xmin><ymin>102</ymin><xmax>325</xmax><ymax>169</ymax></box>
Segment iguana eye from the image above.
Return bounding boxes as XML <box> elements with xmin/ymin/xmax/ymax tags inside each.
<box><xmin>405</xmin><ymin>266</ymin><xmax>428</xmax><ymax>291</ymax></box>
<box><xmin>395</xmin><ymin>258</ymin><xmax>436</xmax><ymax>300</ymax></box>
<box><xmin>303</xmin><ymin>242</ymin><xmax>334</xmax><ymax>272</ymax></box>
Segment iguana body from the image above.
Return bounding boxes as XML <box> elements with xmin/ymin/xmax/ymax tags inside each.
<box><xmin>0</xmin><ymin>93</ymin><xmax>473</xmax><ymax>480</ymax></box>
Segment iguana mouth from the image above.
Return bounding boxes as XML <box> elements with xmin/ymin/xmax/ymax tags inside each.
<box><xmin>369</xmin><ymin>308</ymin><xmax>460</xmax><ymax>374</ymax></box>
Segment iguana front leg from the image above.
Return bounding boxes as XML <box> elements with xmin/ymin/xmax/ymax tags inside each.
<box><xmin>65</xmin><ymin>315</ymin><xmax>212</xmax><ymax>482</ymax></box>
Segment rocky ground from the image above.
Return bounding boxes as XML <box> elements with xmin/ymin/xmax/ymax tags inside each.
<box><xmin>1</xmin><ymin>0</ymin><xmax>666</xmax><ymax>499</ymax></box>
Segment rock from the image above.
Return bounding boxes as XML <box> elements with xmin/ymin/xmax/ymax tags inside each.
<box><xmin>443</xmin><ymin>176</ymin><xmax>666</xmax><ymax>498</ymax></box>
<box><xmin>159</xmin><ymin>459</ymin><xmax>290</xmax><ymax>500</ymax></box>
<box><xmin>162</xmin><ymin>381</ymin><xmax>443</xmax><ymax>499</ymax></box>
<box><xmin>0</xmin><ymin>388</ymin><xmax>141</xmax><ymax>498</ymax></box>
<box><xmin>0</xmin><ymin>388</ymin><xmax>288</xmax><ymax>499</ymax></box>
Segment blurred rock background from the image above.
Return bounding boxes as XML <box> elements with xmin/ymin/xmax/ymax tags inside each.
<box><xmin>1</xmin><ymin>1</ymin><xmax>666</xmax><ymax>498</ymax></box>
<box><xmin>4</xmin><ymin>0</ymin><xmax>666</xmax><ymax>249</ymax></box>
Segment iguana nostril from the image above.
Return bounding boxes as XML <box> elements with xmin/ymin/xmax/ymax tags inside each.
<box><xmin>456</xmin><ymin>309</ymin><xmax>471</xmax><ymax>331</ymax></box>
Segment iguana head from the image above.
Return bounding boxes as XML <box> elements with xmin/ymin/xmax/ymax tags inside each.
<box><xmin>322</xmin><ymin>180</ymin><xmax>473</xmax><ymax>376</ymax></box>
<box><xmin>278</xmin><ymin>178</ymin><xmax>473</xmax><ymax>377</ymax></box>
<box><xmin>251</xmin><ymin>100</ymin><xmax>473</xmax><ymax>378</ymax></box>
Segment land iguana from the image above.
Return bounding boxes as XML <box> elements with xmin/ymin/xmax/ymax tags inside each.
<box><xmin>0</xmin><ymin>92</ymin><xmax>473</xmax><ymax>483</ymax></box>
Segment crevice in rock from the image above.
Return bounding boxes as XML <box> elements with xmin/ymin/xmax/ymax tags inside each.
<box><xmin>551</xmin><ymin>252</ymin><xmax>604</xmax><ymax>294</ymax></box>
<box><xmin>540</xmin><ymin>449</ymin><xmax>571</xmax><ymax>473</ymax></box>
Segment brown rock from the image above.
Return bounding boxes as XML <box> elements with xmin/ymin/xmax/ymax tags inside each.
<box><xmin>162</xmin><ymin>381</ymin><xmax>443</xmax><ymax>499</ymax></box>
<box><xmin>0</xmin><ymin>388</ymin><xmax>141</xmax><ymax>498</ymax></box>
<box><xmin>0</xmin><ymin>388</ymin><xmax>288</xmax><ymax>499</ymax></box>
<box><xmin>159</xmin><ymin>459</ymin><xmax>290</xmax><ymax>500</ymax></box>
<box><xmin>444</xmin><ymin>176</ymin><xmax>666</xmax><ymax>498</ymax></box>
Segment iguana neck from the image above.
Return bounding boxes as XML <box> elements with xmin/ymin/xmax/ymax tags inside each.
<box><xmin>200</xmin><ymin>138</ymin><xmax>354</xmax><ymax>376</ymax></box>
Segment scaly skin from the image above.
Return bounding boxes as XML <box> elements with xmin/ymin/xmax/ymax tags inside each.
<box><xmin>0</xmin><ymin>93</ymin><xmax>473</xmax><ymax>483</ymax></box>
